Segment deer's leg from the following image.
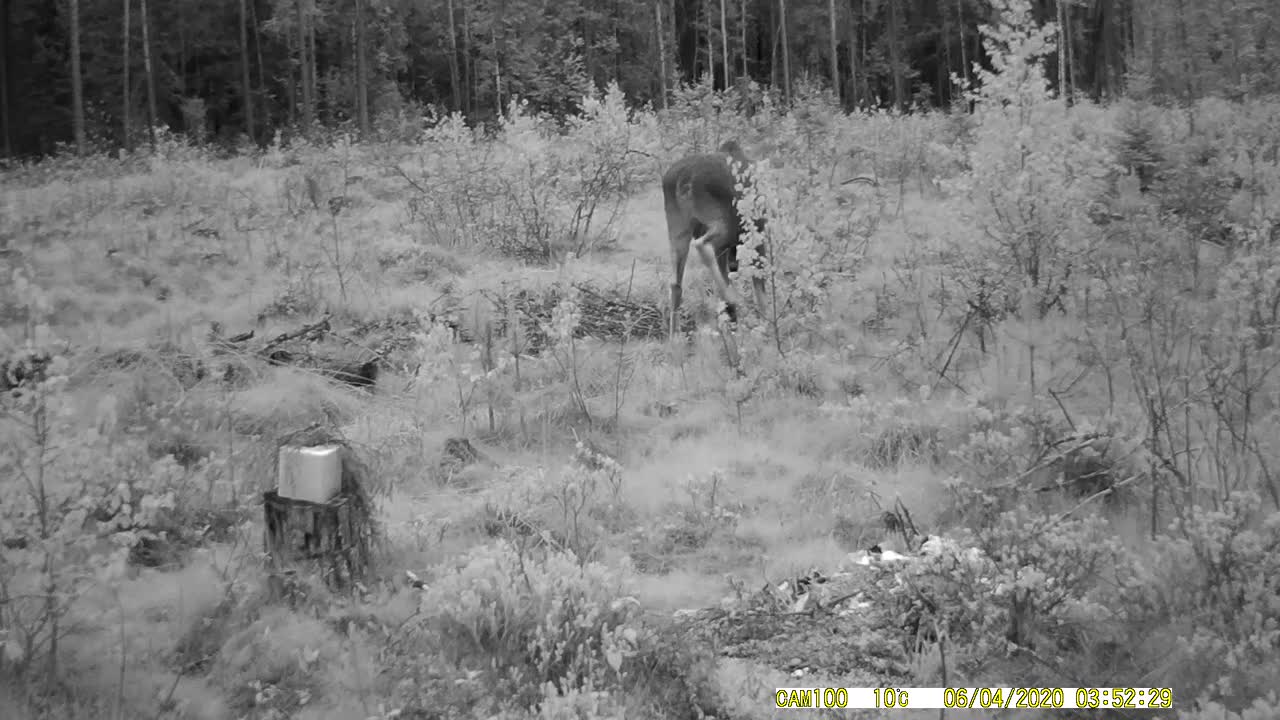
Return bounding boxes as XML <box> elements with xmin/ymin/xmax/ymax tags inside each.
<box><xmin>667</xmin><ymin>212</ymin><xmax>693</xmax><ymax>339</ymax></box>
<box><xmin>714</xmin><ymin>241</ymin><xmax>742</xmax><ymax>322</ymax></box>
<box><xmin>691</xmin><ymin>219</ymin><xmax>742</xmax><ymax>320</ymax></box>
<box><xmin>718</xmin><ymin>242</ymin><xmax>739</xmax><ymax>275</ymax></box>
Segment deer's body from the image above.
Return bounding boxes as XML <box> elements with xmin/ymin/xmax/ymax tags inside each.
<box><xmin>663</xmin><ymin>140</ymin><xmax>768</xmax><ymax>337</ymax></box>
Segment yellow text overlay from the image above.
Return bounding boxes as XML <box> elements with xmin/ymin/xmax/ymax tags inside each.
<box><xmin>774</xmin><ymin>687</ymin><xmax>1174</xmax><ymax>710</ymax></box>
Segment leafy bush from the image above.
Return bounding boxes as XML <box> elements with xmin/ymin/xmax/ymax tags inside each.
<box><xmin>732</xmin><ymin>126</ymin><xmax>876</xmax><ymax>355</ymax></box>
<box><xmin>400</xmin><ymin>86</ymin><xmax>652</xmax><ymax>263</ymax></box>
<box><xmin>401</xmin><ymin>541</ymin><xmax>717</xmax><ymax>717</ymax></box>
<box><xmin>941</xmin><ymin>0</ymin><xmax>1112</xmax><ymax>320</ymax></box>
<box><xmin>1102</xmin><ymin>495</ymin><xmax>1280</xmax><ymax>708</ymax></box>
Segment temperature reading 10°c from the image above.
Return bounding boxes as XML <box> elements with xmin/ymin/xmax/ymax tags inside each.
<box><xmin>874</xmin><ymin>688</ymin><xmax>910</xmax><ymax>708</ymax></box>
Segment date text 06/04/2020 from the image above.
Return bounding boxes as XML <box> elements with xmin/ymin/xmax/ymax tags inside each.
<box><xmin>773</xmin><ymin>687</ymin><xmax>1175</xmax><ymax>710</ymax></box>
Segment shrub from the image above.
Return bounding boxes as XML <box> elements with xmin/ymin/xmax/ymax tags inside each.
<box><xmin>402</xmin><ymin>541</ymin><xmax>718</xmax><ymax>718</ymax></box>
<box><xmin>409</xmin><ymin>542</ymin><xmax>638</xmax><ymax>707</ymax></box>
<box><xmin>940</xmin><ymin>0</ymin><xmax>1112</xmax><ymax>321</ymax></box>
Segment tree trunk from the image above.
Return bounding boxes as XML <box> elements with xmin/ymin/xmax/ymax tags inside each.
<box><xmin>939</xmin><ymin>0</ymin><xmax>950</xmax><ymax>103</ymax></box>
<box><xmin>1174</xmin><ymin>0</ymin><xmax>1194</xmax><ymax>104</ymax></box>
<box><xmin>122</xmin><ymin>0</ymin><xmax>132</xmax><ymax>151</ymax></box>
<box><xmin>355</xmin><ymin>0</ymin><xmax>369</xmax><ymax>134</ymax></box>
<box><xmin>670</xmin><ymin>0</ymin><xmax>679</xmax><ymax>82</ymax></box>
<box><xmin>446</xmin><ymin>0</ymin><xmax>461</xmax><ymax>111</ymax></box>
<box><xmin>285</xmin><ymin>18</ymin><xmax>297</xmax><ymax>125</ymax></box>
<box><xmin>780</xmin><ymin>0</ymin><xmax>791</xmax><ymax>102</ymax></box>
<box><xmin>1124</xmin><ymin>0</ymin><xmax>1136</xmax><ymax>74</ymax></box>
<box><xmin>1059</xmin><ymin>0</ymin><xmax>1070</xmax><ymax>99</ymax></box>
<box><xmin>1057</xmin><ymin>0</ymin><xmax>1067</xmax><ymax>99</ymax></box>
<box><xmin>141</xmin><ymin>0</ymin><xmax>157</xmax><ymax>146</ymax></box>
<box><xmin>888</xmin><ymin>0</ymin><xmax>903</xmax><ymax>111</ymax></box>
<box><xmin>828</xmin><ymin>0</ymin><xmax>838</xmax><ymax>102</ymax></box>
<box><xmin>739</xmin><ymin>0</ymin><xmax>747</xmax><ymax>78</ymax></box>
<box><xmin>957</xmin><ymin>0</ymin><xmax>969</xmax><ymax>92</ymax></box>
<box><xmin>860</xmin><ymin>0</ymin><xmax>869</xmax><ymax>104</ymax></box>
<box><xmin>769</xmin><ymin>0</ymin><xmax>778</xmax><ymax>88</ymax></box>
<box><xmin>178</xmin><ymin>6</ymin><xmax>187</xmax><ymax>95</ymax></box>
<box><xmin>69</xmin><ymin>0</ymin><xmax>86</xmax><ymax>154</ymax></box>
<box><xmin>582</xmin><ymin>8</ymin><xmax>594</xmax><ymax>83</ymax></box>
<box><xmin>493</xmin><ymin>0</ymin><xmax>503</xmax><ymax>117</ymax></box>
<box><xmin>704</xmin><ymin>0</ymin><xmax>713</xmax><ymax>83</ymax></box>
<box><xmin>719</xmin><ymin>0</ymin><xmax>729</xmax><ymax>87</ymax></box>
<box><xmin>251</xmin><ymin>0</ymin><xmax>267</xmax><ymax>135</ymax></box>
<box><xmin>1146</xmin><ymin>0</ymin><xmax>1160</xmax><ymax>85</ymax></box>
<box><xmin>655</xmin><ymin>0</ymin><xmax>668</xmax><ymax>108</ymax></box>
<box><xmin>463</xmin><ymin>0</ymin><xmax>473</xmax><ymax>115</ymax></box>
<box><xmin>612</xmin><ymin>5</ymin><xmax>621</xmax><ymax>85</ymax></box>
<box><xmin>297</xmin><ymin>0</ymin><xmax>313</xmax><ymax>127</ymax></box>
<box><xmin>239</xmin><ymin>0</ymin><xmax>254</xmax><ymax>143</ymax></box>
<box><xmin>847</xmin><ymin>0</ymin><xmax>858</xmax><ymax>107</ymax></box>
<box><xmin>308</xmin><ymin>9</ymin><xmax>319</xmax><ymax>122</ymax></box>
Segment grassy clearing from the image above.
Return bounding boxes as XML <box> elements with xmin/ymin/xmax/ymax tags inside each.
<box><xmin>4</xmin><ymin>41</ymin><xmax>1280</xmax><ymax>720</ymax></box>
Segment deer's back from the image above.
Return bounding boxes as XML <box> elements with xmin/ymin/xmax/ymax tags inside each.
<box><xmin>662</xmin><ymin>152</ymin><xmax>743</xmax><ymax>229</ymax></box>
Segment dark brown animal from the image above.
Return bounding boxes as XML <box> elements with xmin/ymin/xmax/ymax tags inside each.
<box><xmin>663</xmin><ymin>139</ymin><xmax>768</xmax><ymax>337</ymax></box>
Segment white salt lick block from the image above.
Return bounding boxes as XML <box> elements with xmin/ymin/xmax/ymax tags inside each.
<box><xmin>276</xmin><ymin>444</ymin><xmax>343</xmax><ymax>504</ymax></box>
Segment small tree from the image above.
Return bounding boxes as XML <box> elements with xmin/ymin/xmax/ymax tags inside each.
<box><xmin>941</xmin><ymin>0</ymin><xmax>1111</xmax><ymax>321</ymax></box>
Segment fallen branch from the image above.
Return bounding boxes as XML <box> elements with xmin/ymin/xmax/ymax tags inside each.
<box><xmin>261</xmin><ymin>314</ymin><xmax>332</xmax><ymax>355</ymax></box>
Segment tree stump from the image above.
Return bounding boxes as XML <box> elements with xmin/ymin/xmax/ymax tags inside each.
<box><xmin>263</xmin><ymin>441</ymin><xmax>376</xmax><ymax>594</ymax></box>
<box><xmin>263</xmin><ymin>491</ymin><xmax>368</xmax><ymax>592</ymax></box>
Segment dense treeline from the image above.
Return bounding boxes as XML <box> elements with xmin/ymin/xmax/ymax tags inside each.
<box><xmin>2</xmin><ymin>0</ymin><xmax>1279</xmax><ymax>157</ymax></box>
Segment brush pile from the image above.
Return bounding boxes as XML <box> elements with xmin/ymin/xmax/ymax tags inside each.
<box><xmin>477</xmin><ymin>281</ymin><xmax>690</xmax><ymax>354</ymax></box>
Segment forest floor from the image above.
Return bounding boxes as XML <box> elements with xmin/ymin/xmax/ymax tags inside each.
<box><xmin>0</xmin><ymin>138</ymin><xmax>1191</xmax><ymax>720</ymax></box>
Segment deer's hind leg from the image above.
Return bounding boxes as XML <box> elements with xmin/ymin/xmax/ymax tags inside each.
<box><xmin>691</xmin><ymin>217</ymin><xmax>743</xmax><ymax>321</ymax></box>
<box><xmin>714</xmin><ymin>240</ymin><xmax>744</xmax><ymax>323</ymax></box>
<box><xmin>666</xmin><ymin>207</ymin><xmax>694</xmax><ymax>339</ymax></box>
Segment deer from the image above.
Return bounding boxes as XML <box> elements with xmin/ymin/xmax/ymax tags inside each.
<box><xmin>663</xmin><ymin>139</ymin><xmax>769</xmax><ymax>339</ymax></box>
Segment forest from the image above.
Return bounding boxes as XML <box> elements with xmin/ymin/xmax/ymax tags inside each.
<box><xmin>3</xmin><ymin>0</ymin><xmax>1280</xmax><ymax>156</ymax></box>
